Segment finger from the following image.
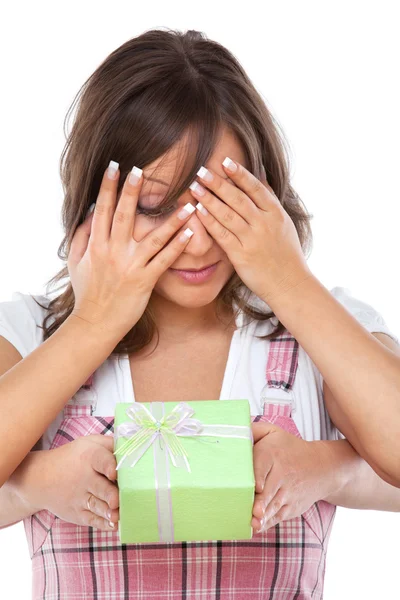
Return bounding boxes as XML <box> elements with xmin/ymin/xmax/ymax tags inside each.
<box><xmin>262</xmin><ymin>489</ymin><xmax>286</xmax><ymax>526</ymax></box>
<box><xmin>89</xmin><ymin>160</ymin><xmax>120</xmax><ymax>245</ymax></box>
<box><xmin>85</xmin><ymin>491</ymin><xmax>113</xmax><ymax>522</ymax></box>
<box><xmin>253</xmin><ymin>496</ymin><xmax>287</xmax><ymax>535</ymax></box>
<box><xmin>251</xmin><ymin>514</ymin><xmax>262</xmax><ymax>533</ymax></box>
<box><xmin>67</xmin><ymin>206</ymin><xmax>95</xmax><ymax>268</ymax></box>
<box><xmin>83</xmin><ymin>510</ymin><xmax>117</xmax><ymax>532</ymax></box>
<box><xmin>251</xmin><ymin>421</ymin><xmax>277</xmax><ymax>444</ymax></box>
<box><xmin>190</xmin><ymin>189</ymin><xmax>243</xmax><ymax>248</ymax></box>
<box><xmin>90</xmin><ymin>444</ymin><xmax>117</xmax><ymax>480</ymax></box>
<box><xmin>252</xmin><ymin>491</ymin><xmax>266</xmax><ymax>521</ymax></box>
<box><xmin>90</xmin><ymin>477</ymin><xmax>119</xmax><ymax>510</ymax></box>
<box><xmin>142</xmin><ymin>205</ymin><xmax>196</xmax><ymax>277</ymax></box>
<box><xmin>260</xmin><ymin>469</ymin><xmax>282</xmax><ymax>514</ymax></box>
<box><xmin>253</xmin><ymin>449</ymin><xmax>273</xmax><ymax>495</ymax></box>
<box><xmin>110</xmin><ymin>165</ymin><xmax>143</xmax><ymax>243</ymax></box>
<box><xmin>262</xmin><ymin>505</ymin><xmax>289</xmax><ymax>532</ymax></box>
<box><xmin>191</xmin><ymin>166</ymin><xmax>259</xmax><ymax>225</ymax></box>
<box><xmin>108</xmin><ymin>507</ymin><xmax>120</xmax><ymax>523</ymax></box>
<box><xmin>221</xmin><ymin>157</ymin><xmax>281</xmax><ymax>211</ymax></box>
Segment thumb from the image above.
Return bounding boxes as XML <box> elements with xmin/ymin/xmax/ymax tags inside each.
<box><xmin>251</xmin><ymin>421</ymin><xmax>277</xmax><ymax>444</ymax></box>
<box><xmin>67</xmin><ymin>203</ymin><xmax>95</xmax><ymax>267</ymax></box>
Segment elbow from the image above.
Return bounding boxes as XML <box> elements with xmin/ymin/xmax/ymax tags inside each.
<box><xmin>344</xmin><ymin>428</ymin><xmax>400</xmax><ymax>488</ymax></box>
<box><xmin>374</xmin><ymin>467</ymin><xmax>400</xmax><ymax>489</ymax></box>
<box><xmin>0</xmin><ymin>519</ymin><xmax>23</xmax><ymax>530</ymax></box>
<box><xmin>366</xmin><ymin>451</ymin><xmax>400</xmax><ymax>488</ymax></box>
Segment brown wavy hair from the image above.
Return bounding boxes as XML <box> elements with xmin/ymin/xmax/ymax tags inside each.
<box><xmin>32</xmin><ymin>27</ymin><xmax>313</xmax><ymax>377</ymax></box>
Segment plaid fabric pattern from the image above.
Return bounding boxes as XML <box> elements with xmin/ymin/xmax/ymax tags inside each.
<box><xmin>265</xmin><ymin>332</ymin><xmax>299</xmax><ymax>391</ymax></box>
<box><xmin>24</xmin><ymin>329</ymin><xmax>336</xmax><ymax>599</ymax></box>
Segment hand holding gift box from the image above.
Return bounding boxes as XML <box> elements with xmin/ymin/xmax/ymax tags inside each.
<box><xmin>114</xmin><ymin>399</ymin><xmax>255</xmax><ymax>544</ymax></box>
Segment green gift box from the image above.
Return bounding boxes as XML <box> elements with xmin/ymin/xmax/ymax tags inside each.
<box><xmin>114</xmin><ymin>399</ymin><xmax>255</xmax><ymax>544</ymax></box>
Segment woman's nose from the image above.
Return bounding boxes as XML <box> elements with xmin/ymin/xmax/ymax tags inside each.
<box><xmin>183</xmin><ymin>207</ymin><xmax>214</xmax><ymax>250</ymax></box>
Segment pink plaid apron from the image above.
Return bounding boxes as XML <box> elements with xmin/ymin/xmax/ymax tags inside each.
<box><xmin>24</xmin><ymin>328</ymin><xmax>336</xmax><ymax>599</ymax></box>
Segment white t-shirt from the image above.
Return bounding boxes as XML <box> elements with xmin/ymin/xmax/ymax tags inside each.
<box><xmin>0</xmin><ymin>286</ymin><xmax>398</xmax><ymax>451</ymax></box>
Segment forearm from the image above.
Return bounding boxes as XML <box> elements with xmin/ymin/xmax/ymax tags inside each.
<box><xmin>317</xmin><ymin>439</ymin><xmax>400</xmax><ymax>511</ymax></box>
<box><xmin>0</xmin><ymin>451</ymin><xmax>44</xmax><ymax>529</ymax></box>
<box><xmin>266</xmin><ymin>274</ymin><xmax>400</xmax><ymax>483</ymax></box>
<box><xmin>0</xmin><ymin>315</ymin><xmax>120</xmax><ymax>486</ymax></box>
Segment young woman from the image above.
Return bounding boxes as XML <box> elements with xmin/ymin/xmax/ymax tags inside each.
<box><xmin>1</xmin><ymin>28</ymin><xmax>399</xmax><ymax>599</ymax></box>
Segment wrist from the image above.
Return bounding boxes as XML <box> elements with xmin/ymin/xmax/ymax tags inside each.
<box><xmin>310</xmin><ymin>439</ymin><xmax>358</xmax><ymax>499</ymax></box>
<box><xmin>260</xmin><ymin>267</ymin><xmax>317</xmax><ymax>312</ymax></box>
<box><xmin>65</xmin><ymin>311</ymin><xmax>124</xmax><ymax>348</ymax></box>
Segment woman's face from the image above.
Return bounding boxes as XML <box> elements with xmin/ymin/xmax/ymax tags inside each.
<box><xmin>132</xmin><ymin>128</ymin><xmax>248</xmax><ymax>309</ymax></box>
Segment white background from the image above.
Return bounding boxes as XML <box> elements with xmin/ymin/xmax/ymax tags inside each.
<box><xmin>1</xmin><ymin>1</ymin><xmax>399</xmax><ymax>598</ymax></box>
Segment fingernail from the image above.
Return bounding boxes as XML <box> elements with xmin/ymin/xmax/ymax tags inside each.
<box><xmin>178</xmin><ymin>202</ymin><xmax>196</xmax><ymax>220</ymax></box>
<box><xmin>189</xmin><ymin>181</ymin><xmax>206</xmax><ymax>196</ymax></box>
<box><xmin>86</xmin><ymin>203</ymin><xmax>95</xmax><ymax>218</ymax></box>
<box><xmin>195</xmin><ymin>202</ymin><xmax>208</xmax><ymax>216</ymax></box>
<box><xmin>256</xmin><ymin>517</ymin><xmax>266</xmax><ymax>533</ymax></box>
<box><xmin>129</xmin><ymin>165</ymin><xmax>143</xmax><ymax>186</ymax></box>
<box><xmin>197</xmin><ymin>166</ymin><xmax>214</xmax><ymax>182</ymax></box>
<box><xmin>107</xmin><ymin>509</ymin><xmax>112</xmax><ymax>520</ymax></box>
<box><xmin>109</xmin><ymin>521</ymin><xmax>115</xmax><ymax>528</ymax></box>
<box><xmin>107</xmin><ymin>160</ymin><xmax>119</xmax><ymax>180</ymax></box>
<box><xmin>222</xmin><ymin>156</ymin><xmax>237</xmax><ymax>173</ymax></box>
<box><xmin>178</xmin><ymin>228</ymin><xmax>194</xmax><ymax>243</ymax></box>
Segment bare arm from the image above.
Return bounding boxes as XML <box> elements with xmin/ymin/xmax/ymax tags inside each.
<box><xmin>0</xmin><ymin>315</ymin><xmax>121</xmax><ymax>487</ymax></box>
<box><xmin>0</xmin><ymin>451</ymin><xmax>44</xmax><ymax>529</ymax></box>
<box><xmin>266</xmin><ymin>275</ymin><xmax>400</xmax><ymax>486</ymax></box>
<box><xmin>318</xmin><ymin>439</ymin><xmax>400</xmax><ymax>511</ymax></box>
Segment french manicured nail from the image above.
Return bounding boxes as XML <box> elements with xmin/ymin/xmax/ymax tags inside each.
<box><xmin>222</xmin><ymin>156</ymin><xmax>237</xmax><ymax>173</ymax></box>
<box><xmin>107</xmin><ymin>160</ymin><xmax>119</xmax><ymax>180</ymax></box>
<box><xmin>179</xmin><ymin>228</ymin><xmax>194</xmax><ymax>243</ymax></box>
<box><xmin>258</xmin><ymin>501</ymin><xmax>266</xmax><ymax>516</ymax></box>
<box><xmin>129</xmin><ymin>166</ymin><xmax>143</xmax><ymax>186</ymax></box>
<box><xmin>106</xmin><ymin>509</ymin><xmax>112</xmax><ymax>520</ymax></box>
<box><xmin>197</xmin><ymin>166</ymin><xmax>214</xmax><ymax>182</ymax></box>
<box><xmin>195</xmin><ymin>202</ymin><xmax>208</xmax><ymax>216</ymax></box>
<box><xmin>86</xmin><ymin>203</ymin><xmax>95</xmax><ymax>218</ymax></box>
<box><xmin>109</xmin><ymin>521</ymin><xmax>115</xmax><ymax>528</ymax></box>
<box><xmin>256</xmin><ymin>517</ymin><xmax>265</xmax><ymax>533</ymax></box>
<box><xmin>178</xmin><ymin>202</ymin><xmax>196</xmax><ymax>220</ymax></box>
<box><xmin>189</xmin><ymin>181</ymin><xmax>206</xmax><ymax>196</ymax></box>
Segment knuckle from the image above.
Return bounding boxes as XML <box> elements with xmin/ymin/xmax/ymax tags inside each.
<box><xmin>87</xmin><ymin>240</ymin><xmax>107</xmax><ymax>259</ymax></box>
<box><xmin>150</xmin><ymin>235</ymin><xmax>164</xmax><ymax>250</ymax></box>
<box><xmin>232</xmin><ymin>190</ymin><xmax>245</xmax><ymax>206</ymax></box>
<box><xmin>222</xmin><ymin>209</ymin><xmax>235</xmax><ymax>224</ymax></box>
<box><xmin>87</xmin><ymin>494</ymin><xmax>96</xmax><ymax>511</ymax></box>
<box><xmin>113</xmin><ymin>208</ymin><xmax>130</xmax><ymax>225</ymax></box>
<box><xmin>271</xmin><ymin>499</ymin><xmax>281</xmax><ymax>513</ymax></box>
<box><xmin>94</xmin><ymin>202</ymin><xmax>113</xmax><ymax>217</ymax></box>
<box><xmin>156</xmin><ymin>253</ymin><xmax>169</xmax><ymax>268</ymax></box>
<box><xmin>249</xmin><ymin>177</ymin><xmax>264</xmax><ymax>195</ymax></box>
<box><xmin>218</xmin><ymin>226</ymin><xmax>230</xmax><ymax>240</ymax></box>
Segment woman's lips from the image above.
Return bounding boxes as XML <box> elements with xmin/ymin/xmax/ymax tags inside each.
<box><xmin>169</xmin><ymin>262</ymin><xmax>219</xmax><ymax>283</ymax></box>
